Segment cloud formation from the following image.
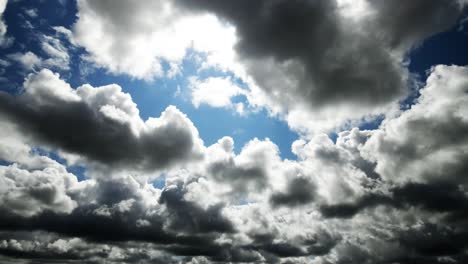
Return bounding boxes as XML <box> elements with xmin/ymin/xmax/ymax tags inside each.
<box><xmin>0</xmin><ymin>65</ymin><xmax>467</xmax><ymax>263</ymax></box>
<box><xmin>0</xmin><ymin>69</ymin><xmax>204</xmax><ymax>171</ymax></box>
<box><xmin>70</xmin><ymin>0</ymin><xmax>467</xmax><ymax>133</ymax></box>
<box><xmin>0</xmin><ymin>0</ymin><xmax>468</xmax><ymax>263</ymax></box>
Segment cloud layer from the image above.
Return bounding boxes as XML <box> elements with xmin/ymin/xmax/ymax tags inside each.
<box><xmin>0</xmin><ymin>64</ymin><xmax>467</xmax><ymax>263</ymax></box>
<box><xmin>0</xmin><ymin>0</ymin><xmax>468</xmax><ymax>263</ymax></box>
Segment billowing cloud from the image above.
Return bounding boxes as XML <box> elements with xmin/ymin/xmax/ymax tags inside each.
<box><xmin>72</xmin><ymin>0</ymin><xmax>237</xmax><ymax>80</ymax></box>
<box><xmin>0</xmin><ymin>69</ymin><xmax>204</xmax><ymax>171</ymax></box>
<box><xmin>230</xmin><ymin>0</ymin><xmax>463</xmax><ymax>134</ymax></box>
<box><xmin>363</xmin><ymin>65</ymin><xmax>468</xmax><ymax>185</ymax></box>
<box><xmin>69</xmin><ymin>0</ymin><xmax>467</xmax><ymax>133</ymax></box>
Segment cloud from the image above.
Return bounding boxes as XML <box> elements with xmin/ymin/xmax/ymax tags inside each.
<box><xmin>69</xmin><ymin>0</ymin><xmax>467</xmax><ymax>133</ymax></box>
<box><xmin>363</xmin><ymin>65</ymin><xmax>468</xmax><ymax>185</ymax></box>
<box><xmin>173</xmin><ymin>0</ymin><xmax>465</xmax><ymax>134</ymax></box>
<box><xmin>0</xmin><ymin>0</ymin><xmax>12</xmax><ymax>47</ymax></box>
<box><xmin>190</xmin><ymin>76</ymin><xmax>245</xmax><ymax>113</ymax></box>
<box><xmin>0</xmin><ymin>69</ymin><xmax>204</xmax><ymax>171</ymax></box>
<box><xmin>7</xmin><ymin>34</ymin><xmax>70</xmax><ymax>72</ymax></box>
<box><xmin>40</xmin><ymin>34</ymin><xmax>70</xmax><ymax>70</ymax></box>
<box><xmin>72</xmin><ymin>0</ymin><xmax>237</xmax><ymax>80</ymax></box>
<box><xmin>7</xmin><ymin>51</ymin><xmax>42</xmax><ymax>71</ymax></box>
<box><xmin>0</xmin><ymin>162</ymin><xmax>78</xmax><ymax>217</ymax></box>
<box><xmin>269</xmin><ymin>177</ymin><xmax>316</xmax><ymax>208</ymax></box>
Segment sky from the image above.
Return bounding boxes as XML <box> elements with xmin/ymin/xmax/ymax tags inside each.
<box><xmin>0</xmin><ymin>0</ymin><xmax>467</xmax><ymax>263</ymax></box>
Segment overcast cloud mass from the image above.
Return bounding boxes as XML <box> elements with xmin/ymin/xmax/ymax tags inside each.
<box><xmin>0</xmin><ymin>0</ymin><xmax>467</xmax><ymax>263</ymax></box>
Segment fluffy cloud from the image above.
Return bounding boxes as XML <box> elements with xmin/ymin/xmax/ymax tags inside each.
<box><xmin>178</xmin><ymin>0</ymin><xmax>464</xmax><ymax>134</ymax></box>
<box><xmin>69</xmin><ymin>0</ymin><xmax>467</xmax><ymax>133</ymax></box>
<box><xmin>190</xmin><ymin>76</ymin><xmax>245</xmax><ymax>114</ymax></box>
<box><xmin>72</xmin><ymin>0</ymin><xmax>237</xmax><ymax>80</ymax></box>
<box><xmin>0</xmin><ymin>69</ymin><xmax>204</xmax><ymax>171</ymax></box>
<box><xmin>364</xmin><ymin>65</ymin><xmax>468</xmax><ymax>185</ymax></box>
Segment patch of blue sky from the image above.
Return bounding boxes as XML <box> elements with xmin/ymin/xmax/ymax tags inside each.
<box><xmin>0</xmin><ymin>160</ymin><xmax>13</xmax><ymax>166</ymax></box>
<box><xmin>151</xmin><ymin>173</ymin><xmax>167</xmax><ymax>189</ymax></box>
<box><xmin>401</xmin><ymin>8</ymin><xmax>468</xmax><ymax>109</ymax></box>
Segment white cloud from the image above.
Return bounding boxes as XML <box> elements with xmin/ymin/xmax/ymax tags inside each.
<box><xmin>72</xmin><ymin>0</ymin><xmax>238</xmax><ymax>80</ymax></box>
<box><xmin>190</xmin><ymin>76</ymin><xmax>245</xmax><ymax>113</ymax></box>
<box><xmin>363</xmin><ymin>65</ymin><xmax>468</xmax><ymax>184</ymax></box>
<box><xmin>8</xmin><ymin>51</ymin><xmax>42</xmax><ymax>70</ymax></box>
<box><xmin>24</xmin><ymin>8</ymin><xmax>37</xmax><ymax>18</ymax></box>
<box><xmin>0</xmin><ymin>162</ymin><xmax>78</xmax><ymax>217</ymax></box>
<box><xmin>41</xmin><ymin>34</ymin><xmax>70</xmax><ymax>70</ymax></box>
<box><xmin>7</xmin><ymin>34</ymin><xmax>70</xmax><ymax>71</ymax></box>
<box><xmin>0</xmin><ymin>0</ymin><xmax>12</xmax><ymax>47</ymax></box>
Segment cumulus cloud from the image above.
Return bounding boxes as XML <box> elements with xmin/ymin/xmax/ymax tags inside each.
<box><xmin>0</xmin><ymin>69</ymin><xmax>204</xmax><ymax>171</ymax></box>
<box><xmin>171</xmin><ymin>0</ymin><xmax>462</xmax><ymax>133</ymax></box>
<box><xmin>72</xmin><ymin>0</ymin><xmax>238</xmax><ymax>80</ymax></box>
<box><xmin>363</xmin><ymin>65</ymin><xmax>468</xmax><ymax>185</ymax></box>
<box><xmin>68</xmin><ymin>0</ymin><xmax>467</xmax><ymax>133</ymax></box>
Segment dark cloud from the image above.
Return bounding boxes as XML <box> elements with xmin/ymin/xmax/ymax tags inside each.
<box><xmin>393</xmin><ymin>182</ymin><xmax>468</xmax><ymax>214</ymax></box>
<box><xmin>319</xmin><ymin>181</ymin><xmax>468</xmax><ymax>219</ymax></box>
<box><xmin>270</xmin><ymin>177</ymin><xmax>316</xmax><ymax>208</ymax></box>
<box><xmin>367</xmin><ymin>0</ymin><xmax>463</xmax><ymax>48</ymax></box>
<box><xmin>159</xmin><ymin>185</ymin><xmax>235</xmax><ymax>234</ymax></box>
<box><xmin>398</xmin><ymin>223</ymin><xmax>468</xmax><ymax>260</ymax></box>
<box><xmin>208</xmin><ymin>160</ymin><xmax>267</xmax><ymax>193</ymax></box>
<box><xmin>247</xmin><ymin>229</ymin><xmax>339</xmax><ymax>259</ymax></box>
<box><xmin>176</xmin><ymin>0</ymin><xmax>407</xmax><ymax>108</ymax></box>
<box><xmin>319</xmin><ymin>193</ymin><xmax>394</xmax><ymax>219</ymax></box>
<box><xmin>175</xmin><ymin>0</ymin><xmax>463</xmax><ymax>114</ymax></box>
<box><xmin>0</xmin><ymin>70</ymin><xmax>203</xmax><ymax>171</ymax></box>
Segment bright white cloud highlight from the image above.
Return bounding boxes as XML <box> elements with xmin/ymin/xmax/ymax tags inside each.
<box><xmin>190</xmin><ymin>76</ymin><xmax>245</xmax><ymax>113</ymax></box>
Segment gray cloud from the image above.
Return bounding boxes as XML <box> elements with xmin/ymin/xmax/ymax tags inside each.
<box><xmin>270</xmin><ymin>177</ymin><xmax>316</xmax><ymax>208</ymax></box>
<box><xmin>177</xmin><ymin>0</ymin><xmax>406</xmax><ymax>108</ymax></box>
<box><xmin>175</xmin><ymin>0</ymin><xmax>464</xmax><ymax>121</ymax></box>
<box><xmin>0</xmin><ymin>69</ymin><xmax>204</xmax><ymax>171</ymax></box>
